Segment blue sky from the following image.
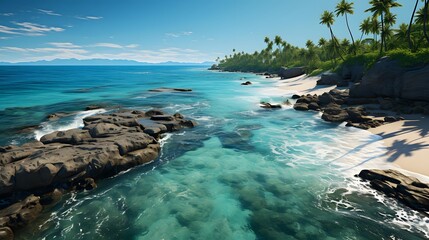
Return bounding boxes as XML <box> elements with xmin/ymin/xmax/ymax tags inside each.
<box><xmin>0</xmin><ymin>0</ymin><xmax>415</xmax><ymax>63</ymax></box>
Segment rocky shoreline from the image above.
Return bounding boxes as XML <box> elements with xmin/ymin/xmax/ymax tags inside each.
<box><xmin>286</xmin><ymin>59</ymin><xmax>429</xmax><ymax>213</ymax></box>
<box><xmin>219</xmin><ymin>57</ymin><xmax>429</xmax><ymax>214</ymax></box>
<box><xmin>0</xmin><ymin>109</ymin><xmax>196</xmax><ymax>239</ymax></box>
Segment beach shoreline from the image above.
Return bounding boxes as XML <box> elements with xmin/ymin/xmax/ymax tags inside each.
<box><xmin>275</xmin><ymin>74</ymin><xmax>429</xmax><ymax>180</ymax></box>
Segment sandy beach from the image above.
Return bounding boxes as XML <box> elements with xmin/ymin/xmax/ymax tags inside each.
<box><xmin>280</xmin><ymin>74</ymin><xmax>429</xmax><ymax>178</ymax></box>
<box><xmin>276</xmin><ymin>74</ymin><xmax>336</xmax><ymax>95</ymax></box>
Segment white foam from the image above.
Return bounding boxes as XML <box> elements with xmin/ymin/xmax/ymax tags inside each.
<box><xmin>128</xmin><ymin>71</ymin><xmax>151</xmax><ymax>75</ymax></box>
<box><xmin>34</xmin><ymin>109</ymin><xmax>106</xmax><ymax>140</ymax></box>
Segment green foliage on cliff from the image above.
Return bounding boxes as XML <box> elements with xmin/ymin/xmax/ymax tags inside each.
<box><xmin>337</xmin><ymin>48</ymin><xmax>429</xmax><ymax>74</ymax></box>
<box><xmin>386</xmin><ymin>48</ymin><xmax>429</xmax><ymax>67</ymax></box>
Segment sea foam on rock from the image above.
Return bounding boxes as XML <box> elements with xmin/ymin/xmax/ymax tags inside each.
<box><xmin>359</xmin><ymin>169</ymin><xmax>429</xmax><ymax>212</ymax></box>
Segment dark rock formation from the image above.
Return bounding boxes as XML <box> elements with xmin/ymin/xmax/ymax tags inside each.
<box><xmin>317</xmin><ymin>73</ymin><xmax>341</xmax><ymax>86</ymax></box>
<box><xmin>46</xmin><ymin>112</ymin><xmax>72</xmax><ymax>121</ymax></box>
<box><xmin>260</xmin><ymin>103</ymin><xmax>282</xmax><ymax>109</ymax></box>
<box><xmin>292</xmin><ymin>89</ymin><xmax>388</xmax><ymax>129</ymax></box>
<box><xmin>0</xmin><ymin>109</ymin><xmax>196</xmax><ymax>238</ymax></box>
<box><xmin>384</xmin><ymin>116</ymin><xmax>403</xmax><ymax>123</ymax></box>
<box><xmin>321</xmin><ymin>105</ymin><xmax>349</xmax><ymax>122</ymax></box>
<box><xmin>350</xmin><ymin>57</ymin><xmax>429</xmax><ymax>102</ymax></box>
<box><xmin>278</xmin><ymin>67</ymin><xmax>305</xmax><ymax>79</ymax></box>
<box><xmin>350</xmin><ymin>58</ymin><xmax>403</xmax><ymax>98</ymax></box>
<box><xmin>401</xmin><ymin>65</ymin><xmax>429</xmax><ymax>101</ymax></box>
<box><xmin>148</xmin><ymin>88</ymin><xmax>192</xmax><ymax>92</ymax></box>
<box><xmin>241</xmin><ymin>81</ymin><xmax>252</xmax><ymax>85</ymax></box>
<box><xmin>291</xmin><ymin>94</ymin><xmax>301</xmax><ymax>100</ymax></box>
<box><xmin>293</xmin><ymin>103</ymin><xmax>309</xmax><ymax>111</ymax></box>
<box><xmin>308</xmin><ymin>102</ymin><xmax>320</xmax><ymax>111</ymax></box>
<box><xmin>345</xmin><ymin>107</ymin><xmax>370</xmax><ymax>123</ymax></box>
<box><xmin>85</xmin><ymin>105</ymin><xmax>104</xmax><ymax>111</ymax></box>
<box><xmin>341</xmin><ymin>63</ymin><xmax>364</xmax><ymax>83</ymax></box>
<box><xmin>359</xmin><ymin>169</ymin><xmax>429</xmax><ymax>212</ymax></box>
<box><xmin>0</xmin><ymin>227</ymin><xmax>13</xmax><ymax>240</ymax></box>
<box><xmin>0</xmin><ymin>195</ymin><xmax>43</xmax><ymax>229</ymax></box>
<box><xmin>0</xmin><ymin>110</ymin><xmax>195</xmax><ymax>197</ymax></box>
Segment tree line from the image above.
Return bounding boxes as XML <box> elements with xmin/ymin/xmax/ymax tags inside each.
<box><xmin>216</xmin><ymin>0</ymin><xmax>429</xmax><ymax>74</ymax></box>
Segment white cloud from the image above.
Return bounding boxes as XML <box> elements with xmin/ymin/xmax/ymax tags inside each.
<box><xmin>1</xmin><ymin>13</ymin><xmax>14</xmax><ymax>17</ymax></box>
<box><xmin>0</xmin><ymin>22</ymin><xmax>64</xmax><ymax>36</ymax></box>
<box><xmin>48</xmin><ymin>42</ymin><xmax>81</xmax><ymax>48</ymax></box>
<box><xmin>126</xmin><ymin>44</ymin><xmax>139</xmax><ymax>48</ymax></box>
<box><xmin>38</xmin><ymin>9</ymin><xmax>61</xmax><ymax>16</ymax></box>
<box><xmin>165</xmin><ymin>31</ymin><xmax>193</xmax><ymax>38</ymax></box>
<box><xmin>1</xmin><ymin>46</ymin><xmax>88</xmax><ymax>54</ymax></box>
<box><xmin>91</xmin><ymin>43</ymin><xmax>139</xmax><ymax>49</ymax></box>
<box><xmin>15</xmin><ymin>22</ymin><xmax>64</xmax><ymax>34</ymax></box>
<box><xmin>0</xmin><ymin>37</ymin><xmax>11</xmax><ymax>40</ymax></box>
<box><xmin>0</xmin><ymin>25</ymin><xmax>20</xmax><ymax>35</ymax></box>
<box><xmin>76</xmin><ymin>16</ymin><xmax>103</xmax><ymax>20</ymax></box>
<box><xmin>92</xmin><ymin>43</ymin><xmax>123</xmax><ymax>48</ymax></box>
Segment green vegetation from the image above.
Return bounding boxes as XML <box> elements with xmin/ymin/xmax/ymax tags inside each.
<box><xmin>216</xmin><ymin>0</ymin><xmax>429</xmax><ymax>75</ymax></box>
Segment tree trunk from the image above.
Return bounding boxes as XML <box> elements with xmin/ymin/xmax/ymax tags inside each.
<box><xmin>424</xmin><ymin>0</ymin><xmax>429</xmax><ymax>44</ymax></box>
<box><xmin>408</xmin><ymin>0</ymin><xmax>420</xmax><ymax>50</ymax></box>
<box><xmin>380</xmin><ymin>13</ymin><xmax>384</xmax><ymax>55</ymax></box>
<box><xmin>345</xmin><ymin>14</ymin><xmax>356</xmax><ymax>55</ymax></box>
<box><xmin>330</xmin><ymin>27</ymin><xmax>345</xmax><ymax>61</ymax></box>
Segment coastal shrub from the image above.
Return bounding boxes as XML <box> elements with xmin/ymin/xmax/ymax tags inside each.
<box><xmin>336</xmin><ymin>52</ymin><xmax>378</xmax><ymax>72</ymax></box>
<box><xmin>386</xmin><ymin>48</ymin><xmax>429</xmax><ymax>67</ymax></box>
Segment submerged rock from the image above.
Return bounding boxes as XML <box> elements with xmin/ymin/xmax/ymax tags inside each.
<box><xmin>241</xmin><ymin>81</ymin><xmax>252</xmax><ymax>85</ymax></box>
<box><xmin>148</xmin><ymin>87</ymin><xmax>192</xmax><ymax>92</ymax></box>
<box><xmin>359</xmin><ymin>169</ymin><xmax>429</xmax><ymax>212</ymax></box>
<box><xmin>260</xmin><ymin>103</ymin><xmax>282</xmax><ymax>109</ymax></box>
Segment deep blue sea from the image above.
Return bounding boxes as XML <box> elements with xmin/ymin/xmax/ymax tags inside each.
<box><xmin>1</xmin><ymin>66</ymin><xmax>428</xmax><ymax>239</ymax></box>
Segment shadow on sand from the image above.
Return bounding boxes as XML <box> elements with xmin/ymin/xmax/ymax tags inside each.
<box><xmin>330</xmin><ymin>115</ymin><xmax>429</xmax><ymax>171</ymax></box>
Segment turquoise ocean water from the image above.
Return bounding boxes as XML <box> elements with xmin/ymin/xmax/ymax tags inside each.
<box><xmin>1</xmin><ymin>66</ymin><xmax>428</xmax><ymax>239</ymax></box>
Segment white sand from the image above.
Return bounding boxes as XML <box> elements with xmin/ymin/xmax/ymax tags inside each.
<box><xmin>276</xmin><ymin>75</ymin><xmax>336</xmax><ymax>96</ymax></box>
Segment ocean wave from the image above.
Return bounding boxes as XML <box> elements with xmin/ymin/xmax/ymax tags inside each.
<box><xmin>34</xmin><ymin>109</ymin><xmax>106</xmax><ymax>140</ymax></box>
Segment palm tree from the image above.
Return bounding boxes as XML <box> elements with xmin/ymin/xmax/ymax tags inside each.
<box><xmin>394</xmin><ymin>23</ymin><xmax>409</xmax><ymax>48</ymax></box>
<box><xmin>415</xmin><ymin>3</ymin><xmax>429</xmax><ymax>43</ymax></box>
<box><xmin>335</xmin><ymin>0</ymin><xmax>356</xmax><ymax>54</ymax></box>
<box><xmin>274</xmin><ymin>35</ymin><xmax>283</xmax><ymax>49</ymax></box>
<box><xmin>360</xmin><ymin>17</ymin><xmax>372</xmax><ymax>41</ymax></box>
<box><xmin>370</xmin><ymin>17</ymin><xmax>381</xmax><ymax>42</ymax></box>
<box><xmin>408</xmin><ymin>0</ymin><xmax>423</xmax><ymax>50</ymax></box>
<box><xmin>384</xmin><ymin>12</ymin><xmax>397</xmax><ymax>50</ymax></box>
<box><xmin>320</xmin><ymin>10</ymin><xmax>344</xmax><ymax>61</ymax></box>
<box><xmin>306</xmin><ymin>40</ymin><xmax>315</xmax><ymax>49</ymax></box>
<box><xmin>366</xmin><ymin>0</ymin><xmax>402</xmax><ymax>54</ymax></box>
<box><xmin>318</xmin><ymin>37</ymin><xmax>327</xmax><ymax>47</ymax></box>
<box><xmin>419</xmin><ymin>1</ymin><xmax>429</xmax><ymax>44</ymax></box>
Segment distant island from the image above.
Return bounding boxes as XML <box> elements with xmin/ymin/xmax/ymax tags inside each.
<box><xmin>0</xmin><ymin>58</ymin><xmax>215</xmax><ymax>66</ymax></box>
